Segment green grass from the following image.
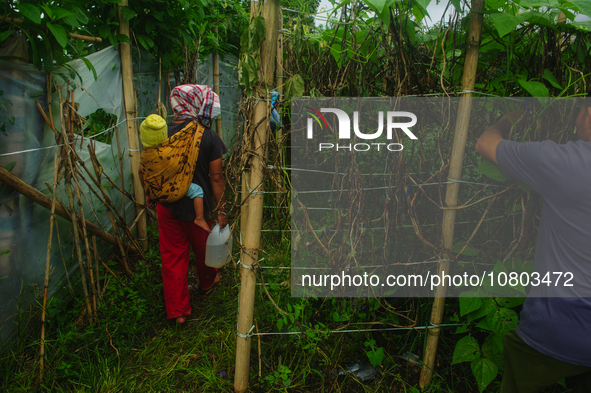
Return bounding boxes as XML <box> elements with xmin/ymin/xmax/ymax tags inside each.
<box><xmin>1</xmin><ymin>256</ymin><xmax>241</xmax><ymax>392</ymax></box>
<box><xmin>0</xmin><ymin>227</ymin><xmax>573</xmax><ymax>393</ymax></box>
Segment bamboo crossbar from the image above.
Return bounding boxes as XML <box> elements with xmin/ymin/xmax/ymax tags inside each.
<box><xmin>0</xmin><ymin>16</ymin><xmax>102</xmax><ymax>42</ymax></box>
<box><xmin>0</xmin><ymin>164</ymin><xmax>141</xmax><ymax>254</ymax></box>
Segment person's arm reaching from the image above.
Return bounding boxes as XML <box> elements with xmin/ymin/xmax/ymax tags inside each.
<box><xmin>475</xmin><ymin>111</ymin><xmax>520</xmax><ymax>164</ymax></box>
<box><xmin>209</xmin><ymin>157</ymin><xmax>227</xmax><ymax>228</ymax></box>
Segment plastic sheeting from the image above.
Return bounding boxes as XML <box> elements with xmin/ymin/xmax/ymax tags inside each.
<box><xmin>0</xmin><ymin>47</ymin><xmax>130</xmax><ymax>341</ymax></box>
<box><xmin>0</xmin><ymin>46</ymin><xmax>240</xmax><ymax>339</ymax></box>
<box><xmin>195</xmin><ymin>54</ymin><xmax>242</xmax><ymax>147</ymax></box>
<box><xmin>133</xmin><ymin>50</ymin><xmax>241</xmax><ymax>147</ymax></box>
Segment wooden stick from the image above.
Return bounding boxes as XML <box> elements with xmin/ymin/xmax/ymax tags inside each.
<box><xmin>255</xmin><ymin>319</ymin><xmax>261</xmax><ymax>378</ymax></box>
<box><xmin>234</xmin><ymin>1</ymin><xmax>279</xmax><ymax>391</ymax></box>
<box><xmin>36</xmin><ymin>97</ymin><xmax>142</xmax><ymax>257</ymax></box>
<box><xmin>35</xmin><ymin>100</ymin><xmax>58</xmax><ymax>135</ymax></box>
<box><xmin>275</xmin><ymin>9</ymin><xmax>284</xmax><ymax>161</ymax></box>
<box><xmin>87</xmin><ymin>148</ymin><xmax>132</xmax><ymax>275</ymax></box>
<box><xmin>240</xmin><ymin>169</ymin><xmax>250</xmax><ymax>260</ymax></box>
<box><xmin>59</xmin><ymin>93</ymin><xmax>93</xmax><ymax>321</ymax></box>
<box><xmin>118</xmin><ymin>0</ymin><xmax>147</xmax><ymax>249</ymax></box>
<box><xmin>158</xmin><ymin>57</ymin><xmax>162</xmax><ymax>105</ymax></box>
<box><xmin>47</xmin><ymin>72</ymin><xmax>53</xmax><ymax>127</ymax></box>
<box><xmin>67</xmin><ymin>92</ymin><xmax>97</xmax><ymax>319</ymax></box>
<box><xmin>114</xmin><ymin>125</ymin><xmax>127</xmax><ymax>231</ymax></box>
<box><xmin>87</xmin><ymin>243</ymin><xmax>125</xmax><ymax>286</ymax></box>
<box><xmin>68</xmin><ymin>33</ymin><xmax>102</xmax><ymax>43</ymax></box>
<box><xmin>0</xmin><ymin>164</ymin><xmax>140</xmax><ymax>254</ymax></box>
<box><xmin>74</xmin><ymin>177</ymin><xmax>98</xmax><ymax>319</ymax></box>
<box><xmin>213</xmin><ymin>26</ymin><xmax>223</xmax><ymax>140</ymax></box>
<box><xmin>39</xmin><ymin>154</ymin><xmax>59</xmax><ymax>381</ymax></box>
<box><xmin>0</xmin><ymin>16</ymin><xmax>102</xmax><ymax>42</ymax></box>
<box><xmin>85</xmin><ymin>146</ymin><xmax>144</xmax><ymax>261</ymax></box>
<box><xmin>92</xmin><ymin>236</ymin><xmax>101</xmax><ymax>296</ymax></box>
<box><xmin>66</xmin><ymin>178</ymin><xmax>93</xmax><ymax>319</ymax></box>
<box><xmin>272</xmin><ymin>10</ymin><xmax>285</xmax><ymax>209</ymax></box>
<box><xmin>74</xmin><ymin>161</ymin><xmax>145</xmax><ymax>261</ymax></box>
<box><xmin>419</xmin><ymin>0</ymin><xmax>486</xmax><ymax>388</ymax></box>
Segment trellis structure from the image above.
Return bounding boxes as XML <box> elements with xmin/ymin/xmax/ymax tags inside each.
<box><xmin>227</xmin><ymin>0</ymin><xmax>591</xmax><ymax>390</ymax></box>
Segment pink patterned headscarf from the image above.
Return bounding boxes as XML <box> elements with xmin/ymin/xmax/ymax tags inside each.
<box><xmin>170</xmin><ymin>84</ymin><xmax>221</xmax><ymax>128</ymax></box>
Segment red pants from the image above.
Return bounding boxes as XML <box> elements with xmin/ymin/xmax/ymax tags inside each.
<box><xmin>157</xmin><ymin>204</ymin><xmax>217</xmax><ymax>319</ymax></box>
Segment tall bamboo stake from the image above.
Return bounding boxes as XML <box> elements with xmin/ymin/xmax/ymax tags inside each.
<box><xmin>59</xmin><ymin>91</ymin><xmax>93</xmax><ymax>320</ymax></box>
<box><xmin>74</xmin><ymin>179</ymin><xmax>97</xmax><ymax>319</ymax></box>
<box><xmin>240</xmin><ymin>169</ymin><xmax>250</xmax><ymax>259</ymax></box>
<box><xmin>273</xmin><ymin>10</ymin><xmax>284</xmax><ymax>207</ymax></box>
<box><xmin>92</xmin><ymin>236</ymin><xmax>101</xmax><ymax>295</ymax></box>
<box><xmin>39</xmin><ymin>154</ymin><xmax>59</xmax><ymax>380</ymax></box>
<box><xmin>67</xmin><ymin>90</ymin><xmax>96</xmax><ymax>320</ymax></box>
<box><xmin>275</xmin><ymin>9</ymin><xmax>284</xmax><ymax>148</ymax></box>
<box><xmin>114</xmin><ymin>125</ymin><xmax>127</xmax><ymax>230</ymax></box>
<box><xmin>240</xmin><ymin>115</ymin><xmax>251</xmax><ymax>273</ymax></box>
<box><xmin>69</xmin><ymin>91</ymin><xmax>97</xmax><ymax>317</ymax></box>
<box><xmin>419</xmin><ymin>0</ymin><xmax>485</xmax><ymax>388</ymax></box>
<box><xmin>234</xmin><ymin>0</ymin><xmax>280</xmax><ymax>390</ymax></box>
<box><xmin>118</xmin><ymin>0</ymin><xmax>147</xmax><ymax>249</ymax></box>
<box><xmin>87</xmin><ymin>149</ymin><xmax>132</xmax><ymax>275</ymax></box>
<box><xmin>157</xmin><ymin>58</ymin><xmax>167</xmax><ymax>119</ymax></box>
<box><xmin>66</xmin><ymin>180</ymin><xmax>93</xmax><ymax>319</ymax></box>
<box><xmin>213</xmin><ymin>26</ymin><xmax>223</xmax><ymax>140</ymax></box>
<box><xmin>78</xmin><ymin>149</ymin><xmax>145</xmax><ymax>259</ymax></box>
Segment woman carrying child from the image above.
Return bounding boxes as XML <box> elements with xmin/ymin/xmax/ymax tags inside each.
<box><xmin>139</xmin><ymin>85</ymin><xmax>227</xmax><ymax>324</ymax></box>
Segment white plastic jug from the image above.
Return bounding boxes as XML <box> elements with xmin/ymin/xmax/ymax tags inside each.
<box><xmin>205</xmin><ymin>224</ymin><xmax>233</xmax><ymax>268</ymax></box>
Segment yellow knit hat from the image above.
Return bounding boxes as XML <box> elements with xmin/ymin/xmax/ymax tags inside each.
<box><xmin>140</xmin><ymin>114</ymin><xmax>168</xmax><ymax>148</ymax></box>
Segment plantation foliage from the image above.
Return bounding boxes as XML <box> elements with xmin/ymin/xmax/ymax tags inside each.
<box><xmin>1</xmin><ymin>0</ymin><xmax>591</xmax><ymax>391</ymax></box>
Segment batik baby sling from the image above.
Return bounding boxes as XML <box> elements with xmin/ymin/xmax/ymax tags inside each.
<box><xmin>140</xmin><ymin>121</ymin><xmax>204</xmax><ymax>203</ymax></box>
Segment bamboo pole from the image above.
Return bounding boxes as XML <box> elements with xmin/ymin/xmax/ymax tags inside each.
<box><xmin>60</xmin><ymin>92</ymin><xmax>93</xmax><ymax>321</ymax></box>
<box><xmin>39</xmin><ymin>154</ymin><xmax>59</xmax><ymax>380</ymax></box>
<box><xmin>240</xmin><ymin>169</ymin><xmax>250</xmax><ymax>255</ymax></box>
<box><xmin>99</xmin><ymin>194</ymin><xmax>132</xmax><ymax>274</ymax></box>
<box><xmin>87</xmin><ymin>148</ymin><xmax>133</xmax><ymax>275</ymax></box>
<box><xmin>419</xmin><ymin>0</ymin><xmax>485</xmax><ymax>388</ymax></box>
<box><xmin>239</xmin><ymin>120</ymin><xmax>251</xmax><ymax>278</ymax></box>
<box><xmin>70</xmin><ymin>91</ymin><xmax>97</xmax><ymax>318</ymax></box>
<box><xmin>275</xmin><ymin>9</ymin><xmax>284</xmax><ymax>148</ymax></box>
<box><xmin>74</xmin><ymin>179</ymin><xmax>97</xmax><ymax>319</ymax></box>
<box><xmin>234</xmin><ymin>0</ymin><xmax>280</xmax><ymax>390</ymax></box>
<box><xmin>157</xmin><ymin>58</ymin><xmax>167</xmax><ymax>119</ymax></box>
<box><xmin>213</xmin><ymin>26</ymin><xmax>223</xmax><ymax>140</ymax></box>
<box><xmin>0</xmin><ymin>164</ymin><xmax>141</xmax><ymax>253</ymax></box>
<box><xmin>42</xmin><ymin>84</ymin><xmax>141</xmax><ymax>263</ymax></box>
<box><xmin>92</xmin><ymin>236</ymin><xmax>101</xmax><ymax>295</ymax></box>
<box><xmin>273</xmin><ymin>10</ymin><xmax>284</xmax><ymax>206</ymax></box>
<box><xmin>75</xmin><ymin>151</ymin><xmax>145</xmax><ymax>258</ymax></box>
<box><xmin>114</xmin><ymin>126</ymin><xmax>127</xmax><ymax>229</ymax></box>
<box><xmin>118</xmin><ymin>0</ymin><xmax>147</xmax><ymax>249</ymax></box>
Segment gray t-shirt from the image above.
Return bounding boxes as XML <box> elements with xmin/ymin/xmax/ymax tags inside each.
<box><xmin>497</xmin><ymin>139</ymin><xmax>591</xmax><ymax>367</ymax></box>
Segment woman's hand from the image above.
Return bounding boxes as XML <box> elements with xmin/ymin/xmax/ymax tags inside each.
<box><xmin>217</xmin><ymin>212</ymin><xmax>228</xmax><ymax>228</ymax></box>
<box><xmin>145</xmin><ymin>195</ymin><xmax>156</xmax><ymax>210</ymax></box>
